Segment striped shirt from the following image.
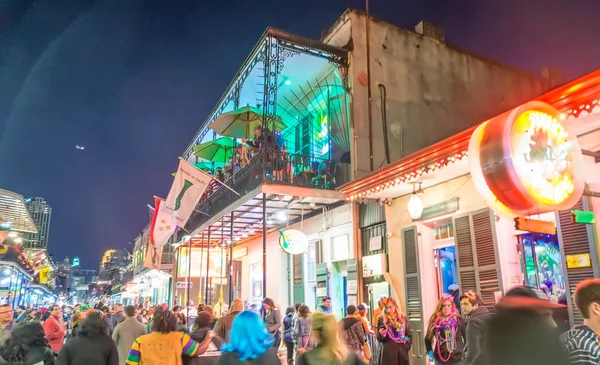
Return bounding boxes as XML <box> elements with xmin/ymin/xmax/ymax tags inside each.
<box><xmin>561</xmin><ymin>325</ymin><xmax>600</xmax><ymax>365</ymax></box>
<box><xmin>126</xmin><ymin>331</ymin><xmax>200</xmax><ymax>365</ymax></box>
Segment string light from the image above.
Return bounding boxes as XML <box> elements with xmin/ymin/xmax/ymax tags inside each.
<box><xmin>347</xmin><ymin>150</ymin><xmax>469</xmax><ymax>200</ymax></box>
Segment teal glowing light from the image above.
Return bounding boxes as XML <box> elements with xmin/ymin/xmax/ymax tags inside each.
<box><xmin>284</xmin><ymin>79</ymin><xmax>291</xmax><ymax>86</ymax></box>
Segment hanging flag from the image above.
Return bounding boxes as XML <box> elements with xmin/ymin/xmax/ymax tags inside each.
<box><xmin>150</xmin><ymin>197</ymin><xmax>175</xmax><ymax>248</ymax></box>
<box><xmin>144</xmin><ymin>241</ymin><xmax>163</xmax><ymax>270</ymax></box>
<box><xmin>164</xmin><ymin>158</ymin><xmax>212</xmax><ymax>228</ymax></box>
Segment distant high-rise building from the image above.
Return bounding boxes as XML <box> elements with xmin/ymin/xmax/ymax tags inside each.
<box><xmin>98</xmin><ymin>249</ymin><xmax>130</xmax><ymax>282</ymax></box>
<box><xmin>24</xmin><ymin>197</ymin><xmax>52</xmax><ymax>249</ymax></box>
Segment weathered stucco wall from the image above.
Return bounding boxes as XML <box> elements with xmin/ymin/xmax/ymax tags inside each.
<box><xmin>325</xmin><ymin>11</ymin><xmax>549</xmax><ymax>178</ymax></box>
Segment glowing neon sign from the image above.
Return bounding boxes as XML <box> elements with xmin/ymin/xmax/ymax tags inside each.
<box><xmin>469</xmin><ymin>101</ymin><xmax>584</xmax><ymax>217</ymax></box>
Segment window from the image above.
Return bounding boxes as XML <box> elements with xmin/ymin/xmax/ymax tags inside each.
<box><xmin>331</xmin><ymin>234</ymin><xmax>350</xmax><ymax>261</ymax></box>
<box><xmin>306</xmin><ymin>240</ymin><xmax>321</xmax><ymax>282</ymax></box>
<box><xmin>434</xmin><ymin>222</ymin><xmax>454</xmax><ymax>241</ymax></box>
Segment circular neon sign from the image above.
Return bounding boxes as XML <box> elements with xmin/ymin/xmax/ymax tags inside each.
<box><xmin>469</xmin><ymin>101</ymin><xmax>584</xmax><ymax>217</ymax></box>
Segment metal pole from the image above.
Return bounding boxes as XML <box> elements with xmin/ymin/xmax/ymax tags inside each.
<box><xmin>186</xmin><ymin>236</ymin><xmax>192</xmax><ymax>317</ymax></box>
<box><xmin>229</xmin><ymin>211</ymin><xmax>234</xmax><ymax>304</ymax></box>
<box><xmin>8</xmin><ymin>268</ymin><xmax>15</xmax><ymax>309</ymax></box>
<box><xmin>262</xmin><ymin>193</ymin><xmax>267</xmax><ymax>298</ymax></box>
<box><xmin>220</xmin><ymin>218</ymin><xmax>225</xmax><ymax>314</ymax></box>
<box><xmin>205</xmin><ymin>230</ymin><xmax>211</xmax><ymax>304</ymax></box>
<box><xmin>198</xmin><ymin>232</ymin><xmax>205</xmax><ymax>305</ymax></box>
<box><xmin>366</xmin><ymin>0</ymin><xmax>374</xmax><ymax>171</ymax></box>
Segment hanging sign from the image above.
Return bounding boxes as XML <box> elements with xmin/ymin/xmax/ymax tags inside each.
<box><xmin>369</xmin><ymin>236</ymin><xmax>383</xmax><ymax>251</ymax></box>
<box><xmin>469</xmin><ymin>101</ymin><xmax>584</xmax><ymax>217</ymax></box>
<box><xmin>347</xmin><ymin>279</ymin><xmax>358</xmax><ymax>295</ymax></box>
<box><xmin>362</xmin><ymin>254</ymin><xmax>387</xmax><ymax>277</ymax></box>
<box><xmin>514</xmin><ymin>217</ymin><xmax>557</xmax><ymax>235</ymax></box>
<box><xmin>176</xmin><ymin>281</ymin><xmax>193</xmax><ymax>289</ymax></box>
<box><xmin>566</xmin><ymin>253</ymin><xmax>591</xmax><ymax>269</ymax></box>
<box><xmin>279</xmin><ymin>230</ymin><xmax>309</xmax><ymax>255</ymax></box>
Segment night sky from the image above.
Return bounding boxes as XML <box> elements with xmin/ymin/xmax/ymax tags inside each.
<box><xmin>1</xmin><ymin>0</ymin><xmax>599</xmax><ymax>269</ymax></box>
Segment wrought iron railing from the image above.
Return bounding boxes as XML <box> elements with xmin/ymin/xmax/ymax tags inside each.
<box><xmin>186</xmin><ymin>149</ymin><xmax>342</xmax><ymax>231</ymax></box>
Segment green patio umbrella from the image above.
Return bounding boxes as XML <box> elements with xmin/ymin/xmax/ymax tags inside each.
<box><xmin>172</xmin><ymin>160</ymin><xmax>224</xmax><ymax>176</ymax></box>
<box><xmin>195</xmin><ymin>160</ymin><xmax>224</xmax><ymax>170</ymax></box>
<box><xmin>193</xmin><ymin>137</ymin><xmax>236</xmax><ymax>162</ymax></box>
<box><xmin>208</xmin><ymin>105</ymin><xmax>287</xmax><ymax>139</ymax></box>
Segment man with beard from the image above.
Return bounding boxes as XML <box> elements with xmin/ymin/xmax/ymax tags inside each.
<box><xmin>460</xmin><ymin>291</ymin><xmax>491</xmax><ymax>365</ymax></box>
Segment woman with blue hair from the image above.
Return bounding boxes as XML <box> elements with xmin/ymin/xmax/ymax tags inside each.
<box><xmin>215</xmin><ymin>310</ymin><xmax>280</xmax><ymax>365</ymax></box>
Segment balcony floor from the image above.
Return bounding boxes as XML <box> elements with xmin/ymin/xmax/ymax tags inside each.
<box><xmin>185</xmin><ymin>183</ymin><xmax>346</xmax><ymax>245</ymax></box>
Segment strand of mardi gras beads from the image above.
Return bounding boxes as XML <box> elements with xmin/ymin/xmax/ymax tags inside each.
<box><xmin>434</xmin><ymin>326</ymin><xmax>457</xmax><ymax>363</ymax></box>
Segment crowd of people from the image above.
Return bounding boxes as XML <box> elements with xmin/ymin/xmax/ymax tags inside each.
<box><xmin>201</xmin><ymin>125</ymin><xmax>337</xmax><ymax>206</ymax></box>
<box><xmin>0</xmin><ymin>278</ymin><xmax>597</xmax><ymax>365</ymax></box>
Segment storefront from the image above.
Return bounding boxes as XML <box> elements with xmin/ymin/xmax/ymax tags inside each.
<box><xmin>127</xmin><ymin>268</ymin><xmax>172</xmax><ymax>308</ymax></box>
<box><xmin>340</xmin><ymin>70</ymin><xmax>600</xmax><ymax>365</ymax></box>
<box><xmin>0</xmin><ymin>263</ymin><xmax>32</xmax><ymax>308</ymax></box>
<box><xmin>24</xmin><ymin>284</ymin><xmax>55</xmax><ymax>307</ymax></box>
<box><xmin>186</xmin><ymin>204</ymin><xmax>356</xmax><ymax>315</ymax></box>
<box><xmin>290</xmin><ymin>204</ymin><xmax>354</xmax><ymax>317</ymax></box>
<box><xmin>175</xmin><ymin>245</ymin><xmax>229</xmax><ymax>310</ymax></box>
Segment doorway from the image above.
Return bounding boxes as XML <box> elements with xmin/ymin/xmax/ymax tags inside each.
<box><xmin>367</xmin><ymin>282</ymin><xmax>390</xmax><ymax>324</ymax></box>
<box><xmin>434</xmin><ymin>246</ymin><xmax>458</xmax><ymax>298</ymax></box>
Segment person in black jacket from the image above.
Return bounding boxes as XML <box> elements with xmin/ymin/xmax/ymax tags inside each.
<box><xmin>184</xmin><ymin>312</ymin><xmax>223</xmax><ymax>365</ymax></box>
<box><xmin>0</xmin><ymin>321</ymin><xmax>55</xmax><ymax>365</ymax></box>
<box><xmin>460</xmin><ymin>291</ymin><xmax>491</xmax><ymax>365</ymax></box>
<box><xmin>56</xmin><ymin>312</ymin><xmax>118</xmax><ymax>365</ymax></box>
<box><xmin>484</xmin><ymin>286</ymin><xmax>569</xmax><ymax>365</ymax></box>
<box><xmin>283</xmin><ymin>307</ymin><xmax>295</xmax><ymax>365</ymax></box>
<box><xmin>425</xmin><ymin>295</ymin><xmax>466</xmax><ymax>365</ymax></box>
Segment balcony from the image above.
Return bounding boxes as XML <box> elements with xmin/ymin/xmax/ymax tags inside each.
<box><xmin>180</xmin><ymin>28</ymin><xmax>350</xmax><ymax>240</ymax></box>
<box><xmin>185</xmin><ymin>147</ymin><xmax>346</xmax><ymax>238</ymax></box>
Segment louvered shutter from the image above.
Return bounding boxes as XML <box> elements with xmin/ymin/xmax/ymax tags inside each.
<box><xmin>402</xmin><ymin>226</ymin><xmax>426</xmax><ymax>365</ymax></box>
<box><xmin>453</xmin><ymin>208</ymin><xmax>502</xmax><ymax>307</ymax></box>
<box><xmin>292</xmin><ymin>253</ymin><xmax>304</xmax><ymax>304</ymax></box>
<box><xmin>556</xmin><ymin>197</ymin><xmax>599</xmax><ymax>325</ymax></box>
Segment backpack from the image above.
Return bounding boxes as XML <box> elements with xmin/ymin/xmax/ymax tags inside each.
<box><xmin>283</xmin><ymin>316</ymin><xmax>293</xmax><ymax>344</ymax></box>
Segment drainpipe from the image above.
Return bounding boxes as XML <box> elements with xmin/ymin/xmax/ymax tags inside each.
<box><xmin>378</xmin><ymin>84</ymin><xmax>391</xmax><ymax>165</ymax></box>
<box><xmin>366</xmin><ymin>0</ymin><xmax>374</xmax><ymax>171</ymax></box>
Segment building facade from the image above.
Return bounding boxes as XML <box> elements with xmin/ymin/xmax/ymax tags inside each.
<box><xmin>121</xmin><ymin>224</ymin><xmax>174</xmax><ymax>307</ymax></box>
<box><xmin>163</xmin><ymin>9</ymin><xmax>562</xmax><ymax>314</ymax></box>
<box><xmin>24</xmin><ymin>197</ymin><xmax>52</xmax><ymax>249</ymax></box>
<box><xmin>323</xmin><ymin>10</ymin><xmax>555</xmax><ymax>179</ymax></box>
<box><xmin>340</xmin><ymin>70</ymin><xmax>600</xmax><ymax>365</ymax></box>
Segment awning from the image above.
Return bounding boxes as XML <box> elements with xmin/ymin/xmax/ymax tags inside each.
<box><xmin>183</xmin><ymin>184</ymin><xmax>345</xmax><ymax>247</ymax></box>
<box><xmin>339</xmin><ymin>69</ymin><xmax>600</xmax><ymax>200</ymax></box>
<box><xmin>0</xmin><ymin>188</ymin><xmax>37</xmax><ymax>233</ymax></box>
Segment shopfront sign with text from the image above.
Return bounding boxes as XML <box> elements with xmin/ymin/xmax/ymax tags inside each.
<box><xmin>469</xmin><ymin>101</ymin><xmax>584</xmax><ymax>217</ymax></box>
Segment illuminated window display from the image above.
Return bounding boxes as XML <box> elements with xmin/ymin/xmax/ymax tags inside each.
<box><xmin>518</xmin><ymin>233</ymin><xmax>565</xmax><ymax>302</ymax></box>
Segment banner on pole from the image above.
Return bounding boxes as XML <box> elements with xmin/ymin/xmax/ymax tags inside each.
<box><xmin>144</xmin><ymin>242</ymin><xmax>163</xmax><ymax>270</ymax></box>
<box><xmin>164</xmin><ymin>159</ymin><xmax>212</xmax><ymax>228</ymax></box>
<box><xmin>150</xmin><ymin>197</ymin><xmax>175</xmax><ymax>249</ymax></box>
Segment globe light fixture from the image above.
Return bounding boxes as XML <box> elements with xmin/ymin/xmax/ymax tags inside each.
<box><xmin>407</xmin><ymin>184</ymin><xmax>424</xmax><ymax>220</ymax></box>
